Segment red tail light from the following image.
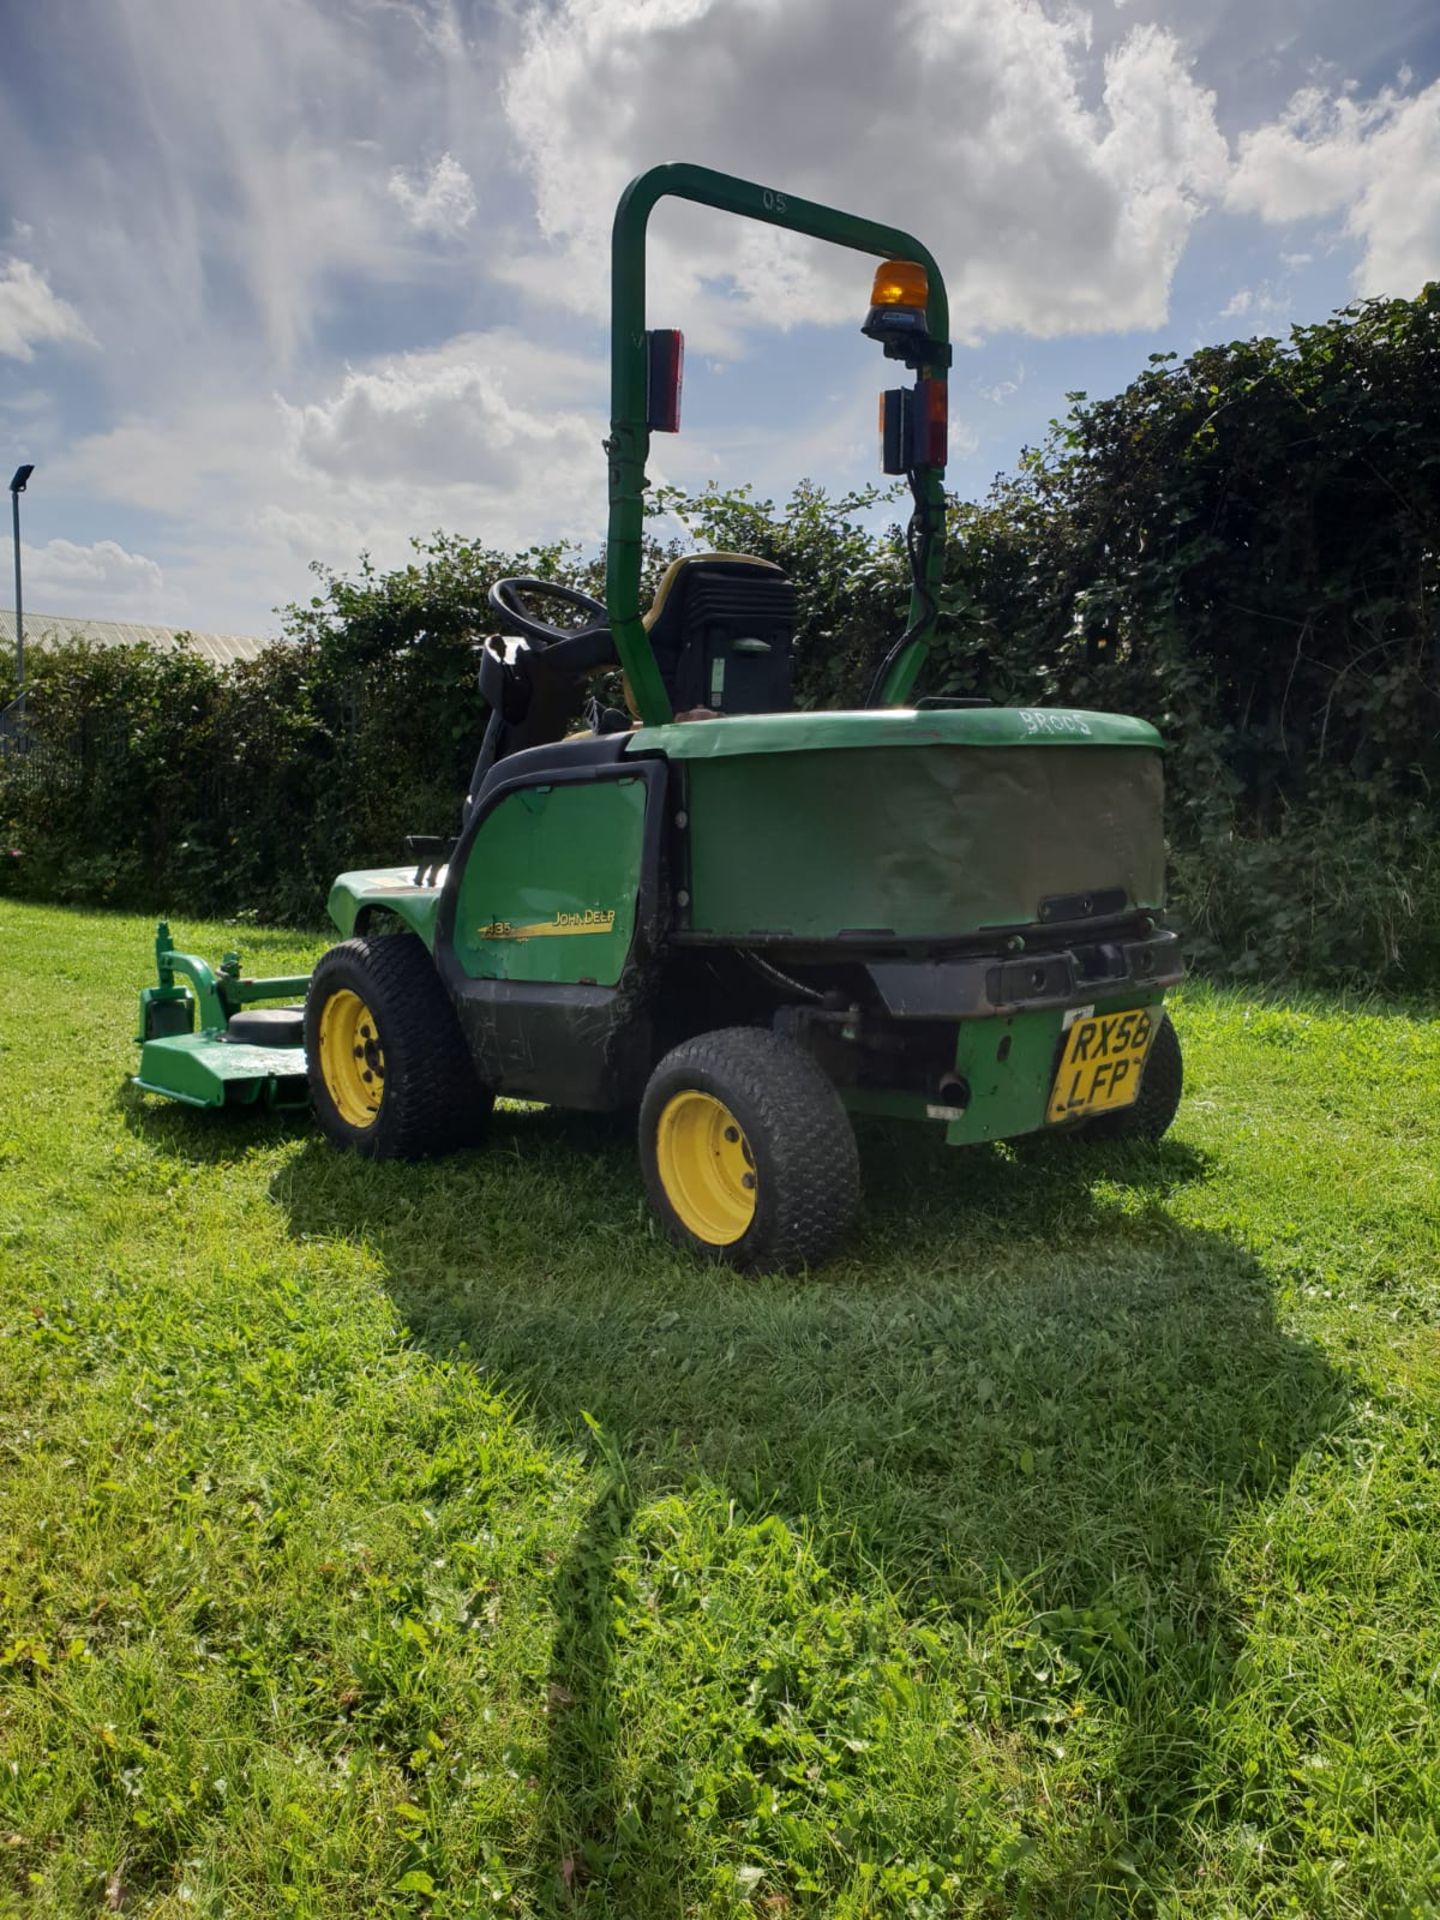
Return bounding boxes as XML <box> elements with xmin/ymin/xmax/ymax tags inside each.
<box><xmin>646</xmin><ymin>329</ymin><xmax>684</xmax><ymax>433</ymax></box>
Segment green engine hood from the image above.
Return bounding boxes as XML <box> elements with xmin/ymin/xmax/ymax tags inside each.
<box><xmin>630</xmin><ymin>706</ymin><xmax>1169</xmax><ymax>944</ymax></box>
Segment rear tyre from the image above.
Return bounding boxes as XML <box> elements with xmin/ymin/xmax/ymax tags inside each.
<box><xmin>640</xmin><ymin>1026</ymin><xmax>860</xmax><ymax>1272</ymax></box>
<box><xmin>306</xmin><ymin>934</ymin><xmax>492</xmax><ymax>1159</ymax></box>
<box><xmin>1086</xmin><ymin>1010</ymin><xmax>1183</xmax><ymax>1142</ymax></box>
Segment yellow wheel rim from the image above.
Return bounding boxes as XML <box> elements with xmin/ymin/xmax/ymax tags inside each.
<box><xmin>318</xmin><ymin>988</ymin><xmax>385</xmax><ymax>1129</ymax></box>
<box><xmin>654</xmin><ymin>1089</ymin><xmax>757</xmax><ymax>1245</ymax></box>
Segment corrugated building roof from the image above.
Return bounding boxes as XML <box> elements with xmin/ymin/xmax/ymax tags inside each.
<box><xmin>0</xmin><ymin>609</ymin><xmax>276</xmax><ymax>667</ymax></box>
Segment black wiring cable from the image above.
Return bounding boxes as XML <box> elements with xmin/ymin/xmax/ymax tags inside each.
<box><xmin>865</xmin><ymin>467</ymin><xmax>940</xmax><ymax>707</ymax></box>
<box><xmin>738</xmin><ymin>949</ymin><xmax>826</xmax><ymax>1002</ymax></box>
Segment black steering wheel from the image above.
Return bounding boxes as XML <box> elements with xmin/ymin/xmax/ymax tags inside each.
<box><xmin>488</xmin><ymin>577</ymin><xmax>609</xmax><ymax>646</ymax></box>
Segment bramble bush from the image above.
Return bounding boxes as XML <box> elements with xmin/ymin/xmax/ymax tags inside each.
<box><xmin>3</xmin><ymin>285</ymin><xmax>1437</xmax><ymax>984</ymax></box>
<box><xmin>0</xmin><ymin>537</ymin><xmax>581</xmax><ymax>927</ymax></box>
<box><xmin>927</xmin><ymin>284</ymin><xmax>1440</xmax><ymax>984</ymax></box>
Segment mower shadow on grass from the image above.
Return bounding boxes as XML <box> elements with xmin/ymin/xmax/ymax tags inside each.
<box><xmin>115</xmin><ymin>1079</ymin><xmax>314</xmax><ymax>1164</ymax></box>
<box><xmin>273</xmin><ymin>1111</ymin><xmax>1350</xmax><ymax>1912</ymax></box>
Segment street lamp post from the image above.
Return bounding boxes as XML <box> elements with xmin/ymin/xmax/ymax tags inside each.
<box><xmin>9</xmin><ymin>463</ymin><xmax>34</xmax><ymax>697</ymax></box>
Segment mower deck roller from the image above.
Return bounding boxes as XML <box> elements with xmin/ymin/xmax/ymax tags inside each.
<box><xmin>134</xmin><ymin>162</ymin><xmax>1184</xmax><ymax>1269</ymax></box>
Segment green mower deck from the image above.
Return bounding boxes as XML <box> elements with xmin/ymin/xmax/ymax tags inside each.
<box><xmin>134</xmin><ymin>924</ymin><xmax>310</xmax><ymax>1110</ymax></box>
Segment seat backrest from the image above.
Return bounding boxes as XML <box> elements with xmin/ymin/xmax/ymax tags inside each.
<box><xmin>643</xmin><ymin>552</ymin><xmax>795</xmax><ymax>715</ymax></box>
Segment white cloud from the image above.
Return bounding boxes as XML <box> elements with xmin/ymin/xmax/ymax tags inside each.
<box><xmin>0</xmin><ymin>258</ymin><xmax>93</xmax><ymax>361</ymax></box>
<box><xmin>22</xmin><ymin>538</ymin><xmax>163</xmax><ymax>614</ymax></box>
<box><xmin>0</xmin><ymin>0</ymin><xmax>512</xmax><ymax>376</ymax></box>
<box><xmin>499</xmin><ymin>0</ymin><xmax>1229</xmax><ymax>344</ymax></box>
<box><xmin>388</xmin><ymin>152</ymin><xmax>478</xmax><ymax>238</ymax></box>
<box><xmin>281</xmin><ymin>331</ymin><xmax>602</xmax><ymax>498</ymax></box>
<box><xmin>977</xmin><ymin>363</ymin><xmax>1026</xmax><ymax>405</ymax></box>
<box><xmin>1229</xmin><ymin>78</ymin><xmax>1440</xmax><ymax>297</ymax></box>
<box><xmin>1219</xmin><ymin>279</ymin><xmax>1291</xmax><ymax>324</ymax></box>
<box><xmin>57</xmin><ymin>331</ymin><xmax>610</xmax><ymax>632</ymax></box>
<box><xmin>22</xmin><ymin>0</ymin><xmax>1429</xmax><ymax>644</ymax></box>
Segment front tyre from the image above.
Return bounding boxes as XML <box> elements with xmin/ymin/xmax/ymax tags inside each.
<box><xmin>640</xmin><ymin>1027</ymin><xmax>860</xmax><ymax>1272</ymax></box>
<box><xmin>306</xmin><ymin>934</ymin><xmax>491</xmax><ymax>1159</ymax></box>
<box><xmin>1086</xmin><ymin>1010</ymin><xmax>1183</xmax><ymax>1142</ymax></box>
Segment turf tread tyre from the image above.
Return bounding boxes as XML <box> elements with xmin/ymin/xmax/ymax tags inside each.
<box><xmin>306</xmin><ymin>934</ymin><xmax>491</xmax><ymax>1160</ymax></box>
<box><xmin>640</xmin><ymin>1026</ymin><xmax>860</xmax><ymax>1272</ymax></box>
<box><xmin>1086</xmin><ymin>1010</ymin><xmax>1183</xmax><ymax>1141</ymax></box>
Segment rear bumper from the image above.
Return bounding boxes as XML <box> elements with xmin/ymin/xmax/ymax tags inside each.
<box><xmin>820</xmin><ymin>925</ymin><xmax>1183</xmax><ymax>1146</ymax></box>
<box><xmin>864</xmin><ymin>925</ymin><xmax>1183</xmax><ymax>1021</ymax></box>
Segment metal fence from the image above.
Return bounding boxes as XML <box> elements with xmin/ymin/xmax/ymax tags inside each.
<box><xmin>0</xmin><ymin>693</ymin><xmax>28</xmax><ymax>759</ymax></box>
<box><xmin>0</xmin><ymin>703</ymin><xmax>259</xmax><ymax>813</ymax></box>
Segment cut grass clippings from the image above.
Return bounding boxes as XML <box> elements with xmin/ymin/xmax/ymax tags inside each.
<box><xmin>1</xmin><ymin>899</ymin><xmax>1438</xmax><ymax>1916</ymax></box>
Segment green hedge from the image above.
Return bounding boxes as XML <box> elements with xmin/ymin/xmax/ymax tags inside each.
<box><xmin>0</xmin><ymin>538</ymin><xmax>607</xmax><ymax>928</ymax></box>
<box><xmin>4</xmin><ymin>287</ymin><xmax>1438</xmax><ymax>986</ymax></box>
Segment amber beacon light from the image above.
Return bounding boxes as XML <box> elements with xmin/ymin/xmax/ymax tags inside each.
<box><xmin>870</xmin><ymin>259</ymin><xmax>930</xmax><ymax>311</ymax></box>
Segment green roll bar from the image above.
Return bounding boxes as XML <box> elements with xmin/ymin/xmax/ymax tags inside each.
<box><xmin>607</xmin><ymin>163</ymin><xmax>951</xmax><ymax>725</ymax></box>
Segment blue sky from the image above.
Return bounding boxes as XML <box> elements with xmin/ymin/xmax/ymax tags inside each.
<box><xmin>2</xmin><ymin>0</ymin><xmax>1438</xmax><ymax>637</ymax></box>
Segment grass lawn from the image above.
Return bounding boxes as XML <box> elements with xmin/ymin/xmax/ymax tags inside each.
<box><xmin>1</xmin><ymin>899</ymin><xmax>1438</xmax><ymax>1918</ymax></box>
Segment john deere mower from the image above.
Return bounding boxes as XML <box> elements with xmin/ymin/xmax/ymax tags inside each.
<box><xmin>134</xmin><ymin>162</ymin><xmax>1184</xmax><ymax>1269</ymax></box>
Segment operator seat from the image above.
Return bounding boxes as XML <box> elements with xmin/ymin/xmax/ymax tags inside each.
<box><xmin>455</xmin><ymin>552</ymin><xmax>797</xmax><ymax>843</ymax></box>
<box><xmin>641</xmin><ymin>552</ymin><xmax>796</xmax><ymax>715</ymax></box>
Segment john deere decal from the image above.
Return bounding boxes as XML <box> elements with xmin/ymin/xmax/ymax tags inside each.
<box><xmin>478</xmin><ymin>909</ymin><xmax>617</xmax><ymax>941</ymax></box>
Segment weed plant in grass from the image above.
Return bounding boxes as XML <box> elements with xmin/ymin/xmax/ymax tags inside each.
<box><xmin>1</xmin><ymin>901</ymin><xmax>1438</xmax><ymax>1916</ymax></box>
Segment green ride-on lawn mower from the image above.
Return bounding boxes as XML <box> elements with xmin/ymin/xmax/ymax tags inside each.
<box><xmin>134</xmin><ymin>162</ymin><xmax>1185</xmax><ymax>1271</ymax></box>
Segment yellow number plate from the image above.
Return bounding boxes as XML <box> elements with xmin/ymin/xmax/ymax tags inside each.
<box><xmin>1047</xmin><ymin>1007</ymin><xmax>1157</xmax><ymax>1125</ymax></box>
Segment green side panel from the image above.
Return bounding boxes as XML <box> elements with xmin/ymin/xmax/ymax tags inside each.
<box><xmin>134</xmin><ymin>1036</ymin><xmax>310</xmax><ymax>1109</ymax></box>
<box><xmin>327</xmin><ymin>869</ymin><xmax>442</xmax><ymax>947</ymax></box>
<box><xmin>945</xmin><ymin>990</ymin><xmax>1166</xmax><ymax>1146</ymax></box>
<box><xmin>947</xmin><ymin>1007</ymin><xmax>1069</xmax><ymax>1145</ymax></box>
<box><xmin>452</xmin><ymin>777</ymin><xmax>647</xmax><ymax>984</ymax></box>
<box><xmin>683</xmin><ymin>745</ymin><xmax>1166</xmax><ymax>939</ymax></box>
<box><xmin>628</xmin><ymin>705</ymin><xmax>1161</xmax><ymax>762</ymax></box>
